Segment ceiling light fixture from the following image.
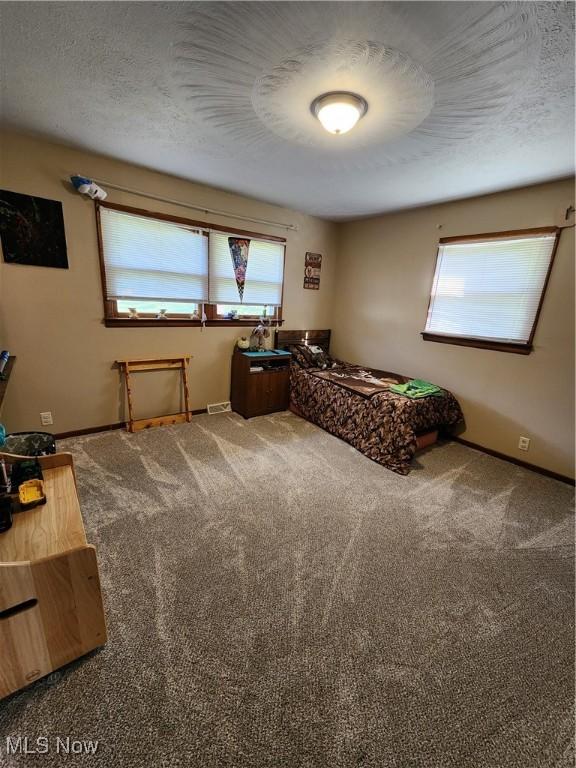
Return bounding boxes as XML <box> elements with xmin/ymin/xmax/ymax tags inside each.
<box><xmin>311</xmin><ymin>92</ymin><xmax>368</xmax><ymax>135</ymax></box>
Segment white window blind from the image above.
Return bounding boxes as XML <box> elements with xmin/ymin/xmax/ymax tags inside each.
<box><xmin>99</xmin><ymin>207</ymin><xmax>209</xmax><ymax>303</ymax></box>
<box><xmin>425</xmin><ymin>231</ymin><xmax>557</xmax><ymax>345</ymax></box>
<box><xmin>208</xmin><ymin>232</ymin><xmax>284</xmax><ymax>306</ymax></box>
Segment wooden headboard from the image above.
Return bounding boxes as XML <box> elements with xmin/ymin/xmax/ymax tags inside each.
<box><xmin>275</xmin><ymin>329</ymin><xmax>331</xmax><ymax>351</ymax></box>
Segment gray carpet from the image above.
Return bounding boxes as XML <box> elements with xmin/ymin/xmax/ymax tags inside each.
<box><xmin>0</xmin><ymin>411</ymin><xmax>574</xmax><ymax>768</ymax></box>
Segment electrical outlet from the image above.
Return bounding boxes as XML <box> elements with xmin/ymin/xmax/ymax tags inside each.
<box><xmin>518</xmin><ymin>436</ymin><xmax>530</xmax><ymax>451</ymax></box>
<box><xmin>40</xmin><ymin>411</ymin><xmax>53</xmax><ymax>426</ymax></box>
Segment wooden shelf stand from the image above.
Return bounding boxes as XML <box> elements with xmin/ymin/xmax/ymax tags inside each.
<box><xmin>116</xmin><ymin>355</ymin><xmax>192</xmax><ymax>432</ymax></box>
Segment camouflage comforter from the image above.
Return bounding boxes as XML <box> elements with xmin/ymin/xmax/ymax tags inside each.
<box><xmin>290</xmin><ymin>363</ymin><xmax>463</xmax><ymax>474</ymax></box>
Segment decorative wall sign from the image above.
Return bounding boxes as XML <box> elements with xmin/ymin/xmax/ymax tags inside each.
<box><xmin>0</xmin><ymin>190</ymin><xmax>68</xmax><ymax>269</ymax></box>
<box><xmin>304</xmin><ymin>252</ymin><xmax>322</xmax><ymax>290</ymax></box>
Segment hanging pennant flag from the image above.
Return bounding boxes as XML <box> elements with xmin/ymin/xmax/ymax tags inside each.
<box><xmin>228</xmin><ymin>237</ymin><xmax>250</xmax><ymax>302</ymax></box>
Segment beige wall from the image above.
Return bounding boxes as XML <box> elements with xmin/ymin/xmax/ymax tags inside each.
<box><xmin>0</xmin><ymin>132</ymin><xmax>337</xmax><ymax>432</ymax></box>
<box><xmin>332</xmin><ymin>179</ymin><xmax>575</xmax><ymax>478</ymax></box>
<box><xmin>1</xmin><ymin>133</ymin><xmax>574</xmax><ymax>478</ymax></box>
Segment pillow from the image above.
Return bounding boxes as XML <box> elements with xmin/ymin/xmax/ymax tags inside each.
<box><xmin>291</xmin><ymin>344</ymin><xmax>334</xmax><ymax>370</ymax></box>
<box><xmin>289</xmin><ymin>345</ymin><xmax>312</xmax><ymax>368</ymax></box>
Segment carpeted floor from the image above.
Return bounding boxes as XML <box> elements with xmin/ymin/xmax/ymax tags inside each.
<box><xmin>0</xmin><ymin>411</ymin><xmax>574</xmax><ymax>768</ymax></box>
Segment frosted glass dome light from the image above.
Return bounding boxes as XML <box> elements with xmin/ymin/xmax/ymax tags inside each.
<box><xmin>311</xmin><ymin>92</ymin><xmax>368</xmax><ymax>135</ymax></box>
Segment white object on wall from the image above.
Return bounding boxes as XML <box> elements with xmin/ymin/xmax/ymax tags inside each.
<box><xmin>70</xmin><ymin>174</ymin><xmax>108</xmax><ymax>200</ymax></box>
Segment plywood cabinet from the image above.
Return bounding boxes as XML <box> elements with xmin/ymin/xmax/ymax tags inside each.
<box><xmin>230</xmin><ymin>349</ymin><xmax>291</xmax><ymax>418</ymax></box>
<box><xmin>0</xmin><ymin>452</ymin><xmax>107</xmax><ymax>699</ymax></box>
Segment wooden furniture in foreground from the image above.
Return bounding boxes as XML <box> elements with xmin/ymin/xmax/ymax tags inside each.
<box><xmin>116</xmin><ymin>355</ymin><xmax>192</xmax><ymax>432</ymax></box>
<box><xmin>231</xmin><ymin>348</ymin><xmax>291</xmax><ymax>418</ymax></box>
<box><xmin>0</xmin><ymin>451</ymin><xmax>107</xmax><ymax>699</ymax></box>
<box><xmin>0</xmin><ymin>356</ymin><xmax>16</xmax><ymax>413</ymax></box>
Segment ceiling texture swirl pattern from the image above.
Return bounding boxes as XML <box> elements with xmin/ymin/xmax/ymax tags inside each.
<box><xmin>0</xmin><ymin>1</ymin><xmax>574</xmax><ymax>218</ymax></box>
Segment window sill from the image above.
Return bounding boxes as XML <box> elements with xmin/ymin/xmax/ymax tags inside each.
<box><xmin>421</xmin><ymin>332</ymin><xmax>532</xmax><ymax>355</ymax></box>
<box><xmin>105</xmin><ymin>318</ymin><xmax>284</xmax><ymax>328</ymax></box>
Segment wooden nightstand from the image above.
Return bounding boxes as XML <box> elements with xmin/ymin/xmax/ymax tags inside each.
<box><xmin>231</xmin><ymin>349</ymin><xmax>291</xmax><ymax>418</ymax></box>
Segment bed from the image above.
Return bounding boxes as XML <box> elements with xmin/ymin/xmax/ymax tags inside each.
<box><xmin>275</xmin><ymin>329</ymin><xmax>463</xmax><ymax>475</ymax></box>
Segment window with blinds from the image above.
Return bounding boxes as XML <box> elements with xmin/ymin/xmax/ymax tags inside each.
<box><xmin>423</xmin><ymin>228</ymin><xmax>559</xmax><ymax>352</ymax></box>
<box><xmin>96</xmin><ymin>203</ymin><xmax>286</xmax><ymax>323</ymax></box>
<box><xmin>99</xmin><ymin>207</ymin><xmax>209</xmax><ymax>308</ymax></box>
<box><xmin>209</xmin><ymin>232</ymin><xmax>284</xmax><ymax>306</ymax></box>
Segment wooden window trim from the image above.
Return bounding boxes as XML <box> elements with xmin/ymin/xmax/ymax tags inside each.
<box><xmin>422</xmin><ymin>226</ymin><xmax>561</xmax><ymax>355</ymax></box>
<box><xmin>95</xmin><ymin>201</ymin><xmax>286</xmax><ymax>328</ymax></box>
<box><xmin>105</xmin><ymin>318</ymin><xmax>284</xmax><ymax>328</ymax></box>
<box><xmin>421</xmin><ymin>333</ymin><xmax>533</xmax><ymax>355</ymax></box>
<box><xmin>96</xmin><ymin>200</ymin><xmax>287</xmax><ymax>242</ymax></box>
<box><xmin>438</xmin><ymin>226</ymin><xmax>559</xmax><ymax>244</ymax></box>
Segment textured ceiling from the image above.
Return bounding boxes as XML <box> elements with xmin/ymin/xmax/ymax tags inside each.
<box><xmin>0</xmin><ymin>2</ymin><xmax>574</xmax><ymax>219</ymax></box>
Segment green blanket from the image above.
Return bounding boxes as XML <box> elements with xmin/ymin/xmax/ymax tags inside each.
<box><xmin>389</xmin><ymin>379</ymin><xmax>444</xmax><ymax>399</ymax></box>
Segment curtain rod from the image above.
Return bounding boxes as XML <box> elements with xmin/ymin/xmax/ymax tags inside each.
<box><xmin>77</xmin><ymin>175</ymin><xmax>298</xmax><ymax>232</ymax></box>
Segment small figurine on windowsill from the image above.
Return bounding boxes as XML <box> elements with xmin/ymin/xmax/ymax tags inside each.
<box><xmin>128</xmin><ymin>308</ymin><xmax>139</xmax><ymax>319</ymax></box>
<box><xmin>156</xmin><ymin>309</ymin><xmax>168</xmax><ymax>320</ymax></box>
